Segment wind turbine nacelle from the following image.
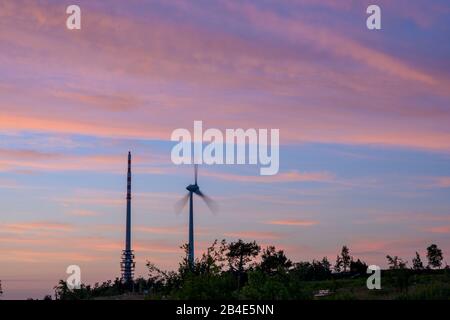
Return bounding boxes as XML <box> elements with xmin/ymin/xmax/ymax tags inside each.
<box><xmin>186</xmin><ymin>184</ymin><xmax>199</xmax><ymax>193</ymax></box>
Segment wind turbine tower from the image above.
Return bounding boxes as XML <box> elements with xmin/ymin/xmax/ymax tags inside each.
<box><xmin>121</xmin><ymin>151</ymin><xmax>135</xmax><ymax>283</ymax></box>
<box><xmin>177</xmin><ymin>165</ymin><xmax>217</xmax><ymax>268</ymax></box>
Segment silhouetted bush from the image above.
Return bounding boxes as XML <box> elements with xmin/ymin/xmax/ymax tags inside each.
<box><xmin>52</xmin><ymin>240</ymin><xmax>448</xmax><ymax>300</ymax></box>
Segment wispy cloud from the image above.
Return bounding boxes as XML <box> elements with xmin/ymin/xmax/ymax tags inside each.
<box><xmin>50</xmin><ymin>90</ymin><xmax>142</xmax><ymax>112</ymax></box>
<box><xmin>0</xmin><ymin>1</ymin><xmax>449</xmax><ymax>152</ymax></box>
<box><xmin>0</xmin><ymin>147</ymin><xmax>171</xmax><ymax>174</ymax></box>
<box><xmin>223</xmin><ymin>1</ymin><xmax>439</xmax><ymax>86</ymax></box>
<box><xmin>1</xmin><ymin>0</ymin><xmax>450</xmax><ymax>299</ymax></box>
<box><xmin>135</xmin><ymin>226</ymin><xmax>184</xmax><ymax>235</ymax></box>
<box><xmin>1</xmin><ymin>221</ymin><xmax>74</xmax><ymax>234</ymax></box>
<box><xmin>264</xmin><ymin>219</ymin><xmax>319</xmax><ymax>227</ymax></box>
<box><xmin>429</xmin><ymin>176</ymin><xmax>450</xmax><ymax>188</ymax></box>
<box><xmin>0</xmin><ymin>249</ymin><xmax>97</xmax><ymax>263</ymax></box>
<box><xmin>223</xmin><ymin>231</ymin><xmax>281</xmax><ymax>240</ymax></box>
<box><xmin>204</xmin><ymin>170</ymin><xmax>334</xmax><ymax>183</ymax></box>
<box><xmin>425</xmin><ymin>226</ymin><xmax>450</xmax><ymax>234</ymax></box>
<box><xmin>67</xmin><ymin>209</ymin><xmax>101</xmax><ymax>217</ymax></box>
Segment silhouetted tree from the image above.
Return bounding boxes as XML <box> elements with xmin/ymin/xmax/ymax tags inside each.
<box><xmin>0</xmin><ymin>279</ymin><xmax>3</xmax><ymax>297</ymax></box>
<box><xmin>260</xmin><ymin>246</ymin><xmax>292</xmax><ymax>275</ymax></box>
<box><xmin>227</xmin><ymin>239</ymin><xmax>260</xmax><ymax>289</ymax></box>
<box><xmin>341</xmin><ymin>246</ymin><xmax>351</xmax><ymax>272</ymax></box>
<box><xmin>334</xmin><ymin>246</ymin><xmax>351</xmax><ymax>272</ymax></box>
<box><xmin>311</xmin><ymin>259</ymin><xmax>332</xmax><ymax>280</ymax></box>
<box><xmin>54</xmin><ymin>280</ymin><xmax>69</xmax><ymax>300</ymax></box>
<box><xmin>198</xmin><ymin>239</ymin><xmax>228</xmax><ymax>275</ymax></box>
<box><xmin>427</xmin><ymin>244</ymin><xmax>443</xmax><ymax>269</ymax></box>
<box><xmin>291</xmin><ymin>258</ymin><xmax>331</xmax><ymax>281</ymax></box>
<box><xmin>386</xmin><ymin>255</ymin><xmax>407</xmax><ymax>270</ymax></box>
<box><xmin>334</xmin><ymin>255</ymin><xmax>343</xmax><ymax>272</ymax></box>
<box><xmin>412</xmin><ymin>252</ymin><xmax>424</xmax><ymax>270</ymax></box>
<box><xmin>147</xmin><ymin>261</ymin><xmax>180</xmax><ymax>295</ymax></box>
<box><xmin>50</xmin><ymin>238</ymin><xmax>450</xmax><ymax>300</ymax></box>
<box><xmin>293</xmin><ymin>261</ymin><xmax>314</xmax><ymax>280</ymax></box>
<box><xmin>176</xmin><ymin>241</ymin><xmax>228</xmax><ymax>278</ymax></box>
<box><xmin>240</xmin><ymin>269</ymin><xmax>290</xmax><ymax>299</ymax></box>
<box><xmin>321</xmin><ymin>257</ymin><xmax>331</xmax><ymax>273</ymax></box>
<box><xmin>350</xmin><ymin>259</ymin><xmax>368</xmax><ymax>274</ymax></box>
<box><xmin>149</xmin><ymin>240</ymin><xmax>236</xmax><ymax>299</ymax></box>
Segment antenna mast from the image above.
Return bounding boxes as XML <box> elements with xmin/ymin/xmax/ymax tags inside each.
<box><xmin>121</xmin><ymin>151</ymin><xmax>135</xmax><ymax>283</ymax></box>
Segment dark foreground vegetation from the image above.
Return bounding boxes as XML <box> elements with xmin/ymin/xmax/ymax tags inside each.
<box><xmin>46</xmin><ymin>240</ymin><xmax>449</xmax><ymax>300</ymax></box>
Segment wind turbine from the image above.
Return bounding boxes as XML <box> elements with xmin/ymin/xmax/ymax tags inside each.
<box><xmin>176</xmin><ymin>165</ymin><xmax>217</xmax><ymax>268</ymax></box>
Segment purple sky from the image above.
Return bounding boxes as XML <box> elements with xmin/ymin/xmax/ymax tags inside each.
<box><xmin>0</xmin><ymin>0</ymin><xmax>450</xmax><ymax>299</ymax></box>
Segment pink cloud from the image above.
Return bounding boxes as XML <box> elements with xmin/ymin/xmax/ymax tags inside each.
<box><xmin>223</xmin><ymin>1</ymin><xmax>439</xmax><ymax>86</ymax></box>
<box><xmin>0</xmin><ymin>147</ymin><xmax>171</xmax><ymax>174</ymax></box>
<box><xmin>0</xmin><ymin>1</ymin><xmax>449</xmax><ymax>154</ymax></box>
<box><xmin>204</xmin><ymin>170</ymin><xmax>334</xmax><ymax>183</ymax></box>
<box><xmin>426</xmin><ymin>226</ymin><xmax>450</xmax><ymax>234</ymax></box>
<box><xmin>0</xmin><ymin>113</ymin><xmax>169</xmax><ymax>141</ymax></box>
<box><xmin>135</xmin><ymin>226</ymin><xmax>184</xmax><ymax>235</ymax></box>
<box><xmin>67</xmin><ymin>209</ymin><xmax>101</xmax><ymax>217</ymax></box>
<box><xmin>431</xmin><ymin>177</ymin><xmax>450</xmax><ymax>188</ymax></box>
<box><xmin>1</xmin><ymin>222</ymin><xmax>74</xmax><ymax>233</ymax></box>
<box><xmin>264</xmin><ymin>219</ymin><xmax>318</xmax><ymax>226</ymax></box>
<box><xmin>50</xmin><ymin>90</ymin><xmax>142</xmax><ymax>112</ymax></box>
<box><xmin>0</xmin><ymin>249</ymin><xmax>97</xmax><ymax>263</ymax></box>
<box><xmin>223</xmin><ymin>231</ymin><xmax>281</xmax><ymax>240</ymax></box>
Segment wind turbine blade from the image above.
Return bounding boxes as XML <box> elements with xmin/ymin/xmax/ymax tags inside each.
<box><xmin>174</xmin><ymin>194</ymin><xmax>189</xmax><ymax>214</ymax></box>
<box><xmin>194</xmin><ymin>164</ymin><xmax>198</xmax><ymax>185</ymax></box>
<box><xmin>195</xmin><ymin>190</ymin><xmax>218</xmax><ymax>214</ymax></box>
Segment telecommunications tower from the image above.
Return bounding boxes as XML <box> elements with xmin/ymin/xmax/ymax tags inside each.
<box><xmin>121</xmin><ymin>151</ymin><xmax>135</xmax><ymax>283</ymax></box>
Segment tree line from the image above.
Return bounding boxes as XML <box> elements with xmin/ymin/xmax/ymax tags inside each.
<box><xmin>50</xmin><ymin>239</ymin><xmax>447</xmax><ymax>300</ymax></box>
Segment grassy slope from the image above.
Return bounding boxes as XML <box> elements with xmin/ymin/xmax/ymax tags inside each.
<box><xmin>312</xmin><ymin>273</ymin><xmax>450</xmax><ymax>300</ymax></box>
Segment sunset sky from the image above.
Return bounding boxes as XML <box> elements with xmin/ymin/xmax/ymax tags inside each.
<box><xmin>1</xmin><ymin>0</ymin><xmax>450</xmax><ymax>299</ymax></box>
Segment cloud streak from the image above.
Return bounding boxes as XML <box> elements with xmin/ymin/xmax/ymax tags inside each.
<box><xmin>0</xmin><ymin>1</ymin><xmax>449</xmax><ymax>152</ymax></box>
<box><xmin>204</xmin><ymin>170</ymin><xmax>334</xmax><ymax>183</ymax></box>
<box><xmin>264</xmin><ymin>219</ymin><xmax>319</xmax><ymax>226</ymax></box>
